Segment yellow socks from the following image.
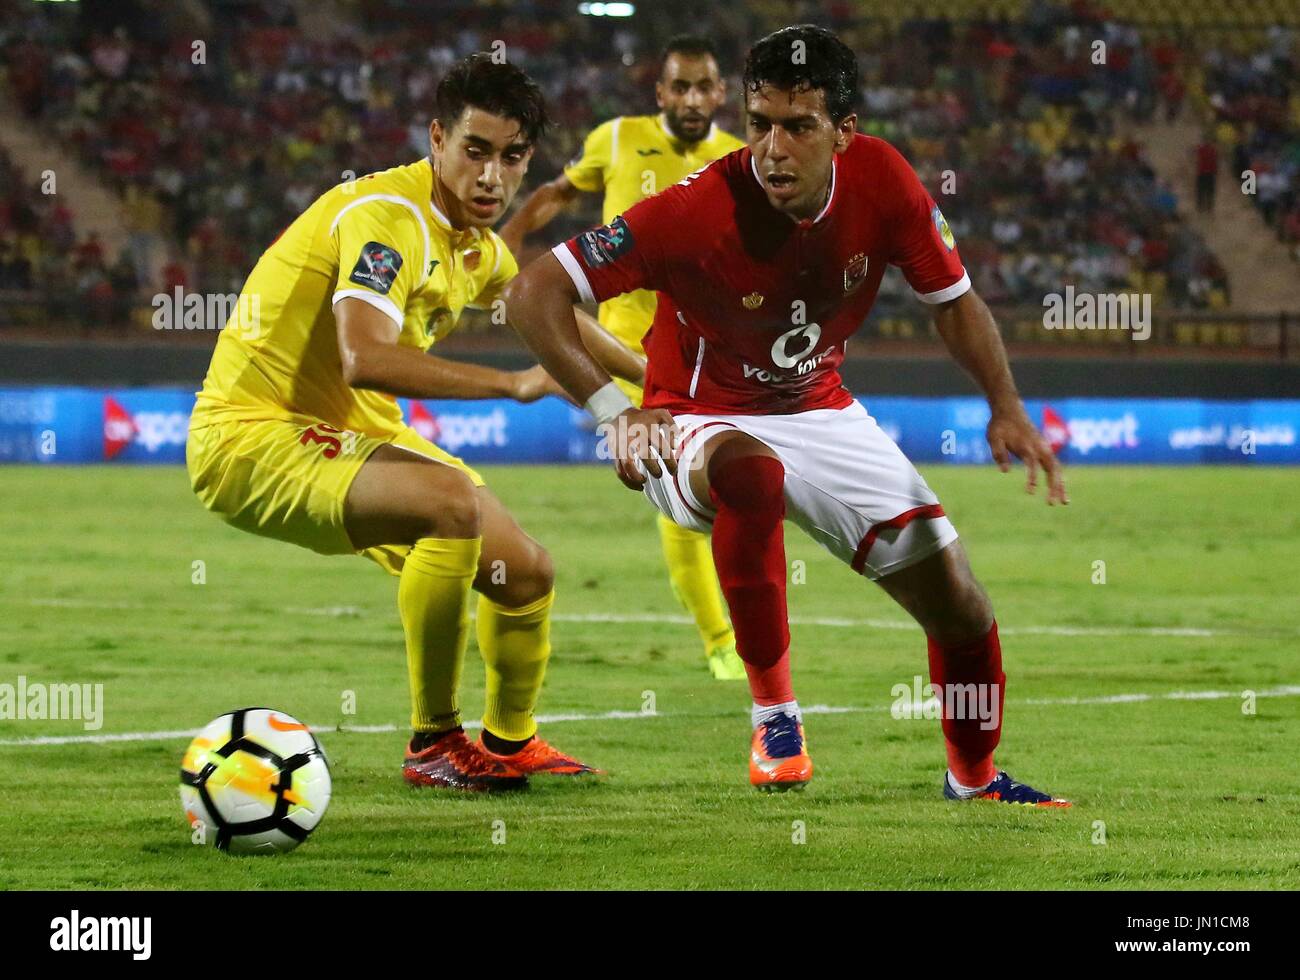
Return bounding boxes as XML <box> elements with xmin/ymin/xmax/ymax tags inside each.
<box><xmin>657</xmin><ymin>513</ymin><xmax>735</xmax><ymax>655</ymax></box>
<box><xmin>478</xmin><ymin>589</ymin><xmax>554</xmax><ymax>742</ymax></box>
<box><xmin>398</xmin><ymin>536</ymin><xmax>482</xmax><ymax>733</ymax></box>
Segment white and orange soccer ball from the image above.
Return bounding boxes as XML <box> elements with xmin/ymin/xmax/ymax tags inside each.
<box><xmin>179</xmin><ymin>707</ymin><xmax>331</xmax><ymax>854</ymax></box>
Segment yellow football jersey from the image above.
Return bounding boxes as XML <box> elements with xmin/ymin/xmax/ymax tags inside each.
<box><xmin>193</xmin><ymin>157</ymin><xmax>516</xmax><ymax>437</ymax></box>
<box><xmin>564</xmin><ymin>114</ymin><xmax>743</xmax><ymax>353</ymax></box>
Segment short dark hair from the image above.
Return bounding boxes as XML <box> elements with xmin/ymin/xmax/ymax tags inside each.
<box><xmin>660</xmin><ymin>34</ymin><xmax>720</xmax><ymax>73</ymax></box>
<box><xmin>743</xmin><ymin>25</ymin><xmax>859</xmax><ymax>123</ymax></box>
<box><xmin>434</xmin><ymin>53</ymin><xmax>549</xmax><ymax>146</ymax></box>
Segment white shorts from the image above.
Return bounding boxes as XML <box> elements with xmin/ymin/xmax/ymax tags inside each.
<box><xmin>637</xmin><ymin>400</ymin><xmax>959</xmax><ymax>580</ymax></box>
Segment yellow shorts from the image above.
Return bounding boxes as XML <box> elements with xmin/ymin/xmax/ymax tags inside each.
<box><xmin>186</xmin><ymin>412</ymin><xmax>484</xmax><ymax>575</ymax></box>
<box><xmin>600</xmin><ymin>309</ymin><xmax>648</xmax><ymax>407</ymax></box>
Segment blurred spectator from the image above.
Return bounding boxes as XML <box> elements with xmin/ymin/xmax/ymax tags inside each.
<box><xmin>122</xmin><ymin>183</ymin><xmax>164</xmax><ymax>287</ymax></box>
<box><xmin>1195</xmin><ymin>136</ymin><xmax>1218</xmax><ymax>212</ymax></box>
<box><xmin>0</xmin><ymin>240</ymin><xmax>32</xmax><ymax>290</ymax></box>
<box><xmin>109</xmin><ymin>250</ymin><xmax>138</xmax><ymax>326</ymax></box>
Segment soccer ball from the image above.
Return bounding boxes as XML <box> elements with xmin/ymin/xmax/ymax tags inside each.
<box><xmin>179</xmin><ymin>707</ymin><xmax>331</xmax><ymax>855</ymax></box>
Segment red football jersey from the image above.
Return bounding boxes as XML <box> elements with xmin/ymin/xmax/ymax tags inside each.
<box><xmin>554</xmin><ymin>133</ymin><xmax>970</xmax><ymax>415</ymax></box>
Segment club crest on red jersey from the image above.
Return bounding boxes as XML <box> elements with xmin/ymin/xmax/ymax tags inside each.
<box><xmin>843</xmin><ymin>252</ymin><xmax>868</xmax><ymax>293</ymax></box>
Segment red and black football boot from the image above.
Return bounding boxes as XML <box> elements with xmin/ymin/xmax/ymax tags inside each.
<box><xmin>402</xmin><ymin>727</ymin><xmax>528</xmax><ymax>792</ymax></box>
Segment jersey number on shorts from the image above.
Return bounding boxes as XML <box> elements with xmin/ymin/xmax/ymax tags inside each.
<box><xmin>300</xmin><ymin>423</ymin><xmax>345</xmax><ymax>459</ymax></box>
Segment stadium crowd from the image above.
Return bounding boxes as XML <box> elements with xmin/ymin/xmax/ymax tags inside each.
<box><xmin>2</xmin><ymin>0</ymin><xmax>1296</xmax><ymax>328</ymax></box>
<box><xmin>1194</xmin><ymin>26</ymin><xmax>1300</xmax><ymax>262</ymax></box>
<box><xmin>0</xmin><ymin>145</ymin><xmax>143</xmax><ymax>330</ymax></box>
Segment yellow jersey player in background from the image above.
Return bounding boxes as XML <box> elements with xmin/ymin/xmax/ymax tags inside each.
<box><xmin>188</xmin><ymin>54</ymin><xmax>642</xmax><ymax>792</ymax></box>
<box><xmin>501</xmin><ymin>35</ymin><xmax>746</xmax><ymax>681</ymax></box>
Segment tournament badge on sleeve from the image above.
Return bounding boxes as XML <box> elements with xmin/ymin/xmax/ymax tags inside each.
<box><xmin>349</xmin><ymin>242</ymin><xmax>404</xmax><ymax>294</ymax></box>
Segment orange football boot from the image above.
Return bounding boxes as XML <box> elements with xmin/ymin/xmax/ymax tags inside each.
<box><xmin>403</xmin><ymin>728</ymin><xmax>528</xmax><ymax>792</ymax></box>
<box><xmin>750</xmin><ymin>712</ymin><xmax>813</xmax><ymax>791</ymax></box>
<box><xmin>477</xmin><ymin>734</ymin><xmax>602</xmax><ymax>775</ymax></box>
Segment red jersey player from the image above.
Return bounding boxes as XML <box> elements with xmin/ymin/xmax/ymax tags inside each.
<box><xmin>506</xmin><ymin>25</ymin><xmax>1071</xmax><ymax>806</ymax></box>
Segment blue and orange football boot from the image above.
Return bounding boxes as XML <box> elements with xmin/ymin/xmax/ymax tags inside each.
<box><xmin>477</xmin><ymin>734</ymin><xmax>602</xmax><ymax>775</ymax></box>
<box><xmin>403</xmin><ymin>728</ymin><xmax>528</xmax><ymax>792</ymax></box>
<box><xmin>943</xmin><ymin>770</ymin><xmax>1071</xmax><ymax>808</ymax></box>
<box><xmin>749</xmin><ymin>712</ymin><xmax>813</xmax><ymax>791</ymax></box>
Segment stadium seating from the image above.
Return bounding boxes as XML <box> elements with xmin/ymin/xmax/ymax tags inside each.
<box><xmin>1</xmin><ymin>0</ymin><xmax>1294</xmax><ymax>334</ymax></box>
<box><xmin>0</xmin><ymin>146</ymin><xmax>136</xmax><ymax>331</ymax></box>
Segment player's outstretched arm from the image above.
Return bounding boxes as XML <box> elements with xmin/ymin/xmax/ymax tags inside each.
<box><xmin>335</xmin><ymin>297</ymin><xmax>555</xmax><ymax>402</ymax></box>
<box><xmin>932</xmin><ymin>289</ymin><xmax>1068</xmax><ymax>505</ymax></box>
<box><xmin>504</xmin><ymin>251</ymin><xmax>620</xmax><ymax>404</ymax></box>
<box><xmin>504</xmin><ymin>251</ymin><xmax>677</xmax><ymax>487</ymax></box>
<box><xmin>499</xmin><ymin>174</ymin><xmax>582</xmax><ymax>255</ymax></box>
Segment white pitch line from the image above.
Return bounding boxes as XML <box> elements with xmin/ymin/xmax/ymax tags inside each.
<box><xmin>1021</xmin><ymin>685</ymin><xmax>1300</xmax><ymax>705</ymax></box>
<box><xmin>3</xmin><ymin>687</ymin><xmax>1298</xmax><ymax>748</ymax></box>
<box><xmin>282</xmin><ymin>605</ymin><xmax>366</xmax><ymax>618</ymax></box>
<box><xmin>552</xmin><ymin>612</ymin><xmax>1240</xmax><ymax>638</ymax></box>
<box><xmin>6</xmin><ymin>596</ymin><xmax>1290</xmax><ymax>639</ymax></box>
<box><xmin>0</xmin><ymin>709</ymin><xmax>662</xmax><ymax>747</ymax></box>
<box><xmin>0</xmin><ymin>728</ymin><xmax>204</xmax><ymax>746</ymax></box>
<box><xmin>14</xmin><ymin>598</ymin><xmax>146</xmax><ymax>610</ymax></box>
<box><xmin>7</xmin><ymin>592</ymin><xmax>1289</xmax><ymax>636</ymax></box>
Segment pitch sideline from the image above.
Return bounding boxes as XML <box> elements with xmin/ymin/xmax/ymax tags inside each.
<box><xmin>8</xmin><ymin>596</ymin><xmax>1294</xmax><ymax>639</ymax></box>
<box><xmin>2</xmin><ymin>686</ymin><xmax>1297</xmax><ymax>747</ymax></box>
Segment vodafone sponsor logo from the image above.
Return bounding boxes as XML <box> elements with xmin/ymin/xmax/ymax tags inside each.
<box><xmin>745</xmin><ymin>344</ymin><xmax>839</xmax><ymax>384</ymax></box>
<box><xmin>1042</xmin><ymin>405</ymin><xmax>1140</xmax><ymax>456</ymax></box>
<box><xmin>103</xmin><ymin>397</ymin><xmax>188</xmax><ymax>459</ymax></box>
<box><xmin>770</xmin><ymin>322</ymin><xmax>822</xmax><ymax>369</ymax></box>
<box><xmin>409</xmin><ymin>401</ymin><xmax>508</xmax><ymax>453</ymax></box>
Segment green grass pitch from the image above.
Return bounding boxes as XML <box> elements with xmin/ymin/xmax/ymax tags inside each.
<box><xmin>1</xmin><ymin>463</ymin><xmax>1297</xmax><ymax>889</ymax></box>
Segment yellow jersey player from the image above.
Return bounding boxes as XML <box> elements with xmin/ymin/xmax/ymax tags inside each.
<box><xmin>501</xmin><ymin>35</ymin><xmax>746</xmax><ymax>681</ymax></box>
<box><xmin>187</xmin><ymin>55</ymin><xmax>641</xmax><ymax>792</ymax></box>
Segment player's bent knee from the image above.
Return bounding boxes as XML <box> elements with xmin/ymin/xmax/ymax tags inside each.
<box><xmin>427</xmin><ymin>477</ymin><xmax>481</xmax><ymax>540</ymax></box>
<box><xmin>926</xmin><ymin>561</ymin><xmax>994</xmax><ymax>643</ymax></box>
<box><xmin>346</xmin><ymin>447</ymin><xmax>483</xmax><ymax>547</ymax></box>
<box><xmin>707</xmin><ymin>449</ymin><xmax>785</xmax><ymax>514</ymax></box>
<box><xmin>518</xmin><ymin>545</ymin><xmax>556</xmax><ymax>603</ymax></box>
<box><xmin>400</xmin><ymin>466</ymin><xmax>481</xmax><ymax>542</ymax></box>
<box><xmin>489</xmin><ymin>542</ymin><xmax>554</xmax><ymax>607</ymax></box>
<box><xmin>533</xmin><ymin>546</ymin><xmax>555</xmax><ymax>594</ymax></box>
<box><xmin>943</xmin><ymin>587</ymin><xmax>994</xmax><ymax>643</ymax></box>
<box><xmin>878</xmin><ymin>541</ymin><xmax>993</xmax><ymax>643</ymax></box>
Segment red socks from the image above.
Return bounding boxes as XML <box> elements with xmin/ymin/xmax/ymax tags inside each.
<box><xmin>709</xmin><ymin>454</ymin><xmax>792</xmax><ymax>705</ymax></box>
<box><xmin>708</xmin><ymin>450</ymin><xmax>1004</xmax><ymax>788</ymax></box>
<box><xmin>926</xmin><ymin>621</ymin><xmax>1004</xmax><ymax>787</ymax></box>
